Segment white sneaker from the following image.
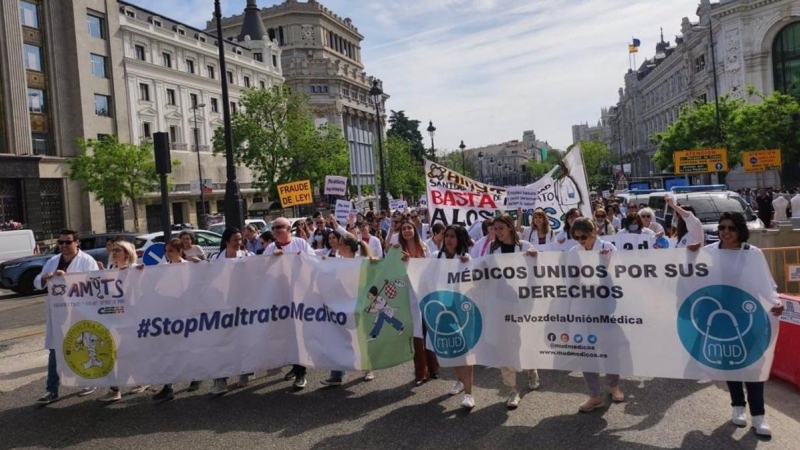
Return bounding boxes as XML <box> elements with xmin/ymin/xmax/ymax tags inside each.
<box><xmin>363</xmin><ymin>371</ymin><xmax>376</xmax><ymax>381</ymax></box>
<box><xmin>209</xmin><ymin>378</ymin><xmax>228</xmax><ymax>395</ymax></box>
<box><xmin>752</xmin><ymin>415</ymin><xmax>772</xmax><ymax>436</ymax></box>
<box><xmin>506</xmin><ymin>392</ymin><xmax>521</xmax><ymax>409</ymax></box>
<box><xmin>731</xmin><ymin>406</ymin><xmax>747</xmax><ymax>427</ymax></box>
<box><xmin>448</xmin><ymin>381</ymin><xmax>464</xmax><ymax>396</ymax></box>
<box><xmin>461</xmin><ymin>394</ymin><xmax>475</xmax><ymax>409</ymax></box>
<box><xmin>528</xmin><ymin>369</ymin><xmax>540</xmax><ymax>390</ymax></box>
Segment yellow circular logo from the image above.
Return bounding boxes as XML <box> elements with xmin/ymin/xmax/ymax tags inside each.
<box><xmin>63</xmin><ymin>320</ymin><xmax>116</xmax><ymax>379</ymax></box>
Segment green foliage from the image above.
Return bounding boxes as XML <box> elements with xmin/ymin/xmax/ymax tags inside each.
<box><xmin>384</xmin><ymin>135</ymin><xmax>425</xmax><ymax>198</ymax></box>
<box><xmin>524</xmin><ymin>149</ymin><xmax>563</xmax><ymax>179</ymax></box>
<box><xmin>67</xmin><ymin>136</ymin><xmax>164</xmax><ymax>231</ymax></box>
<box><xmin>652</xmin><ymin>91</ymin><xmax>800</xmax><ymax>171</ymax></box>
<box><xmin>438</xmin><ymin>150</ymin><xmax>470</xmax><ymax>177</ymax></box>
<box><xmin>387</xmin><ymin>110</ymin><xmax>427</xmax><ymax>162</ymax></box>
<box><xmin>580</xmin><ymin>141</ymin><xmax>617</xmax><ymax>190</ymax></box>
<box><xmin>212</xmin><ymin>86</ymin><xmax>350</xmax><ymax>199</ymax></box>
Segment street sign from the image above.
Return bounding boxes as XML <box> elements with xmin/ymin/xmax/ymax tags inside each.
<box><xmin>277</xmin><ymin>180</ymin><xmax>313</xmax><ymax>208</ymax></box>
<box><xmin>673</xmin><ymin>148</ymin><xmax>728</xmax><ymax>174</ymax></box>
<box><xmin>142</xmin><ymin>243</ymin><xmax>165</xmax><ymax>266</ymax></box>
<box><xmin>742</xmin><ymin>149</ymin><xmax>781</xmax><ymax>173</ymax></box>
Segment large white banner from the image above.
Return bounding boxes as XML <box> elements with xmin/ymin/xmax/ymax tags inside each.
<box><xmin>407</xmin><ymin>249</ymin><xmax>779</xmax><ymax>382</ymax></box>
<box><xmin>425</xmin><ymin>145</ymin><xmax>592</xmax><ymax>231</ymax></box>
<box><xmin>49</xmin><ymin>254</ymin><xmax>414</xmax><ymax>387</ymax></box>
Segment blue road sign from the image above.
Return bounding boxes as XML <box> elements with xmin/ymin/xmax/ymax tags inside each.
<box><xmin>142</xmin><ymin>243</ymin><xmax>165</xmax><ymax>266</ymax></box>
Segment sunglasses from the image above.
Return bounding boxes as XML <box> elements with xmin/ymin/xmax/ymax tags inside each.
<box><xmin>57</xmin><ymin>240</ymin><xmax>75</xmax><ymax>245</ymax></box>
<box><xmin>595</xmin><ymin>214</ymin><xmax>606</xmax><ymax>219</ymax></box>
<box><xmin>640</xmin><ymin>215</ymin><xmax>652</xmax><ymax>218</ymax></box>
<box><xmin>573</xmin><ymin>234</ymin><xmax>590</xmax><ymax>241</ymax></box>
<box><xmin>717</xmin><ymin>225</ymin><xmax>738</xmax><ymax>232</ymax></box>
<box><xmin>273</xmin><ymin>225</ymin><xmax>288</xmax><ymax>230</ymax></box>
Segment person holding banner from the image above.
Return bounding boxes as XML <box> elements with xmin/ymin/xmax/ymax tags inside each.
<box><xmin>396</xmin><ymin>220</ymin><xmax>438</xmax><ymax>386</ymax></box>
<box><xmin>35</xmin><ymin>229</ymin><xmax>100</xmax><ymax>405</ymax></box>
<box><xmin>256</xmin><ymin>231</ymin><xmax>276</xmax><ymax>255</ymax></box>
<box><xmin>517</xmin><ymin>208</ymin><xmax>555</xmax><ymax>250</ymax></box>
<box><xmin>488</xmin><ymin>215</ymin><xmax>540</xmax><ymax>409</ymax></box>
<box><xmin>666</xmin><ymin>196</ymin><xmax>704</xmax><ymax>249</ymax></box>
<box><xmin>179</xmin><ymin>231</ymin><xmax>206</xmax><ymax>262</ymax></box>
<box><xmin>567</xmin><ymin>217</ymin><xmax>625</xmax><ymax>412</ymax></box>
<box><xmin>322</xmin><ymin>233</ymin><xmax>378</xmax><ymax>386</ymax></box>
<box><xmin>702</xmin><ymin>212</ymin><xmax>783</xmax><ymax>436</ymax></box>
<box><xmin>264</xmin><ymin>218</ymin><xmax>318</xmax><ymax>390</ymax></box>
<box><xmin>432</xmin><ymin>226</ymin><xmax>476</xmax><ymax>409</ymax></box>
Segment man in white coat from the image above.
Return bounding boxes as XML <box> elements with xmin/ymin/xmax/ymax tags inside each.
<box><xmin>35</xmin><ymin>229</ymin><xmax>100</xmax><ymax>405</ymax></box>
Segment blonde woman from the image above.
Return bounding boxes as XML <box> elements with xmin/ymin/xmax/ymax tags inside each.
<box><xmin>517</xmin><ymin>208</ymin><xmax>555</xmax><ymax>250</ymax></box>
<box><xmin>98</xmin><ymin>241</ymin><xmax>150</xmax><ymax>402</ymax></box>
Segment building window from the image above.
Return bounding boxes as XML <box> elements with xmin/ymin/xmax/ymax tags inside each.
<box><xmin>230</xmin><ymin>102</ymin><xmax>237</xmax><ymax>114</ymax></box>
<box><xmin>773</xmin><ymin>22</ymin><xmax>800</xmax><ymax>96</ymax></box>
<box><xmin>227</xmin><ymin>71</ymin><xmax>234</xmax><ymax>84</ymax></box>
<box><xmin>125</xmin><ymin>9</ymin><xmax>135</xmax><ymax>18</ymax></box>
<box><xmin>162</xmin><ymin>52</ymin><xmax>172</xmax><ymax>68</ymax></box>
<box><xmin>94</xmin><ymin>94</ymin><xmax>111</xmax><ymax>116</ymax></box>
<box><xmin>210</xmin><ymin>98</ymin><xmax>218</xmax><ymax>112</ymax></box>
<box><xmin>90</xmin><ymin>54</ymin><xmax>107</xmax><ymax>78</ymax></box>
<box><xmin>169</xmin><ymin>125</ymin><xmax>179</xmax><ymax>143</ymax></box>
<box><xmin>23</xmin><ymin>44</ymin><xmax>42</xmax><ymax>71</ymax></box>
<box><xmin>143</xmin><ymin>122</ymin><xmax>152</xmax><ymax>138</ymax></box>
<box><xmin>177</xmin><ymin>28</ymin><xmax>186</xmax><ymax>36</ymax></box>
<box><xmin>207</xmin><ymin>65</ymin><xmax>215</xmax><ymax>79</ymax></box>
<box><xmin>272</xmin><ymin>55</ymin><xmax>278</xmax><ymax>67</ymax></box>
<box><xmin>186</xmin><ymin>59</ymin><xmax>195</xmax><ymax>74</ymax></box>
<box><xmin>253</xmin><ymin>53</ymin><xmax>263</xmax><ymax>62</ymax></box>
<box><xmin>244</xmin><ymin>76</ymin><xmax>250</xmax><ymax>88</ymax></box>
<box><xmin>19</xmin><ymin>1</ymin><xmax>39</xmax><ymax>28</ymax></box>
<box><xmin>166</xmin><ymin>88</ymin><xmax>176</xmax><ymax>105</ymax></box>
<box><xmin>260</xmin><ymin>80</ymin><xmax>266</xmax><ymax>89</ymax></box>
<box><xmin>32</xmin><ymin>133</ymin><xmax>50</xmax><ymax>155</ymax></box>
<box><xmin>190</xmin><ymin>93</ymin><xmax>198</xmax><ymax>108</ymax></box>
<box><xmin>87</xmin><ymin>13</ymin><xmax>105</xmax><ymax>39</ymax></box>
<box><xmin>694</xmin><ymin>54</ymin><xmax>705</xmax><ymax>73</ymax></box>
<box><xmin>153</xmin><ymin>19</ymin><xmax>162</xmax><ymax>27</ymax></box>
<box><xmin>135</xmin><ymin>44</ymin><xmax>146</xmax><ymax>61</ymax></box>
<box><xmin>139</xmin><ymin>83</ymin><xmax>150</xmax><ymax>101</ymax></box>
<box><xmin>27</xmin><ymin>88</ymin><xmax>45</xmax><ymax>113</ymax></box>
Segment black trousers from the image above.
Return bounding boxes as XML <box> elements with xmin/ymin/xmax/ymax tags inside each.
<box><xmin>291</xmin><ymin>365</ymin><xmax>306</xmax><ymax>377</ymax></box>
<box><xmin>727</xmin><ymin>381</ymin><xmax>765</xmax><ymax>416</ymax></box>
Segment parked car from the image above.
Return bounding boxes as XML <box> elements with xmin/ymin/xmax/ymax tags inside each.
<box><xmin>0</xmin><ymin>233</ymin><xmax>137</xmax><ymax>296</ymax></box>
<box><xmin>648</xmin><ymin>185</ymin><xmax>763</xmax><ymax>244</ymax></box>
<box><xmin>134</xmin><ymin>229</ymin><xmax>223</xmax><ymax>261</ymax></box>
<box><xmin>615</xmin><ymin>189</ymin><xmax>665</xmax><ymax>209</ymax></box>
<box><xmin>263</xmin><ymin>217</ymin><xmax>307</xmax><ymax>233</ymax></box>
<box><xmin>208</xmin><ymin>219</ymin><xmax>267</xmax><ymax>235</ymax></box>
<box><xmin>0</xmin><ymin>229</ymin><xmax>38</xmax><ymax>263</ymax></box>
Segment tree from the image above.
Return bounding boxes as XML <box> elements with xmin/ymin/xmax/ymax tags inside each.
<box><xmin>387</xmin><ymin>110</ymin><xmax>427</xmax><ymax>162</ymax></box>
<box><xmin>579</xmin><ymin>141</ymin><xmax>617</xmax><ymax>190</ymax></box>
<box><xmin>524</xmin><ymin>149</ymin><xmax>563</xmax><ymax>179</ymax></box>
<box><xmin>384</xmin><ymin>135</ymin><xmax>424</xmax><ymax>198</ymax></box>
<box><xmin>67</xmin><ymin>136</ymin><xmax>162</xmax><ymax>232</ymax></box>
<box><xmin>212</xmin><ymin>86</ymin><xmax>349</xmax><ymax>199</ymax></box>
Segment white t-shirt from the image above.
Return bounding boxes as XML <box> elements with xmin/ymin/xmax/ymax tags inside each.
<box><xmin>792</xmin><ymin>194</ymin><xmax>800</xmax><ymax>218</ymax></box>
<box><xmin>703</xmin><ymin>241</ymin><xmax>779</xmax><ymax>306</ymax></box>
<box><xmin>773</xmin><ymin>196</ymin><xmax>789</xmax><ymax>221</ymax></box>
<box><xmin>210</xmin><ymin>249</ymin><xmax>252</xmax><ymax>259</ymax></box>
<box><xmin>647</xmin><ymin>221</ymin><xmax>665</xmax><ymax>236</ymax></box>
<box><xmin>675</xmin><ymin>213</ymin><xmax>705</xmax><ymax>248</ymax></box>
<box><xmin>359</xmin><ymin>233</ymin><xmax>384</xmax><ymax>259</ymax></box>
<box><xmin>264</xmin><ymin>238</ymin><xmax>316</xmax><ymax>256</ymax></box>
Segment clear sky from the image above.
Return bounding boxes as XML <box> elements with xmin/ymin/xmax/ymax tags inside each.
<box><xmin>125</xmin><ymin>0</ymin><xmax>702</xmax><ymax>152</ymax></box>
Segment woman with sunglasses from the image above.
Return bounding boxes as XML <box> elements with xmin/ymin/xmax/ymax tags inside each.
<box><xmin>98</xmin><ymin>241</ymin><xmax>150</xmax><ymax>402</ymax></box>
<box><xmin>488</xmin><ymin>215</ymin><xmax>540</xmax><ymax>409</ymax></box>
<box><xmin>567</xmin><ymin>217</ymin><xmax>625</xmax><ymax>412</ymax></box>
<box><xmin>666</xmin><ymin>196</ymin><xmax>704</xmax><ymax>249</ymax></box>
<box><xmin>616</xmin><ymin>212</ymin><xmax>655</xmax><ymax>237</ymax></box>
<box><xmin>321</xmin><ymin>233</ymin><xmax>378</xmax><ymax>386</ymax></box>
<box><xmin>638</xmin><ymin>208</ymin><xmax>664</xmax><ymax>238</ymax></box>
<box><xmin>593</xmin><ymin>208</ymin><xmax>615</xmax><ymax>237</ymax></box>
<box><xmin>701</xmin><ymin>211</ymin><xmax>782</xmax><ymax>436</ymax></box>
<box><xmin>432</xmin><ymin>226</ymin><xmax>476</xmax><ymax>409</ymax></box>
<box><xmin>517</xmin><ymin>208</ymin><xmax>555</xmax><ymax>250</ymax></box>
<box><xmin>207</xmin><ymin>228</ymin><xmax>254</xmax><ymax>394</ymax></box>
<box><xmin>396</xmin><ymin>219</ymin><xmax>438</xmax><ymax>386</ymax></box>
<box><xmin>607</xmin><ymin>203</ymin><xmax>622</xmax><ymax>231</ymax></box>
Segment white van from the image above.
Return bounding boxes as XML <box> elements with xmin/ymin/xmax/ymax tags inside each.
<box><xmin>0</xmin><ymin>230</ymin><xmax>38</xmax><ymax>263</ymax></box>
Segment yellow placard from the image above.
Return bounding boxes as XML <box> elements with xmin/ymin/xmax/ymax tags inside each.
<box><xmin>673</xmin><ymin>148</ymin><xmax>728</xmax><ymax>174</ymax></box>
<box><xmin>277</xmin><ymin>180</ymin><xmax>313</xmax><ymax>208</ymax></box>
<box><xmin>742</xmin><ymin>149</ymin><xmax>781</xmax><ymax>173</ymax></box>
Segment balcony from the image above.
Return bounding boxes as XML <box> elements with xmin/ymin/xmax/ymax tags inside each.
<box><xmin>170</xmin><ymin>143</ymin><xmax>188</xmax><ymax>151</ymax></box>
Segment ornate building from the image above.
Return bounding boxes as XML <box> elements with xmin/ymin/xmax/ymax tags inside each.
<box><xmin>608</xmin><ymin>0</ymin><xmax>800</xmax><ymax>186</ymax></box>
<box><xmin>210</xmin><ymin>0</ymin><xmax>387</xmax><ymax>197</ymax></box>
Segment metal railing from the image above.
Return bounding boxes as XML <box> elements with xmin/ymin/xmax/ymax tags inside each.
<box><xmin>761</xmin><ymin>247</ymin><xmax>800</xmax><ymax>294</ymax></box>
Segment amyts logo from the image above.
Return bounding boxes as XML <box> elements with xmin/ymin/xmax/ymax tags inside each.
<box><xmin>63</xmin><ymin>320</ymin><xmax>116</xmax><ymax>379</ymax></box>
<box><xmin>50</xmin><ymin>277</ymin><xmax>124</xmax><ymax>299</ymax></box>
<box><xmin>420</xmin><ymin>291</ymin><xmax>482</xmax><ymax>358</ymax></box>
<box><xmin>677</xmin><ymin>286</ymin><xmax>771</xmax><ymax>371</ymax></box>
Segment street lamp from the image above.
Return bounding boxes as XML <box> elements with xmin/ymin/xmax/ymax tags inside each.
<box><xmin>478</xmin><ymin>151</ymin><xmax>484</xmax><ymax>182</ymax></box>
<box><xmin>692</xmin><ymin>18</ymin><xmax>722</xmax><ymax>143</ymax></box>
<box><xmin>459</xmin><ymin>140</ymin><xmax>466</xmax><ymax>174</ymax></box>
<box><xmin>214</xmin><ymin>0</ymin><xmax>243</xmax><ymax>229</ymax></box>
<box><xmin>192</xmin><ymin>102</ymin><xmax>207</xmax><ymax>221</ymax></box>
<box><xmin>426</xmin><ymin>120</ymin><xmax>436</xmax><ymax>162</ymax></box>
<box><xmin>369</xmin><ymin>79</ymin><xmax>389</xmax><ymax>211</ymax></box>
<box><xmin>489</xmin><ymin>157</ymin><xmax>495</xmax><ymax>184</ymax></box>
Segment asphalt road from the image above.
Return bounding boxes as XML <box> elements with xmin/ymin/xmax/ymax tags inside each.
<box><xmin>2</xmin><ymin>291</ymin><xmax>799</xmax><ymax>449</ymax></box>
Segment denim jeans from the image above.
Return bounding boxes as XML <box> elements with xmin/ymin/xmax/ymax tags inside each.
<box><xmin>47</xmin><ymin>349</ymin><xmax>59</xmax><ymax>395</ymax></box>
<box><xmin>370</xmin><ymin>312</ymin><xmax>404</xmax><ymax>338</ymax></box>
<box><xmin>727</xmin><ymin>381</ymin><xmax>765</xmax><ymax>416</ymax></box>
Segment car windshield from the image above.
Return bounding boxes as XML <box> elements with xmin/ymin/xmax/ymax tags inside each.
<box><xmin>133</xmin><ymin>238</ymin><xmax>149</xmax><ymax>249</ymax></box>
<box><xmin>683</xmin><ymin>195</ymin><xmax>755</xmax><ymax>223</ymax></box>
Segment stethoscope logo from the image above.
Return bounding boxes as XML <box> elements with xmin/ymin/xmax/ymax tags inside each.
<box><xmin>420</xmin><ymin>291</ymin><xmax>482</xmax><ymax>358</ymax></box>
<box><xmin>678</xmin><ymin>286</ymin><xmax>771</xmax><ymax>371</ymax></box>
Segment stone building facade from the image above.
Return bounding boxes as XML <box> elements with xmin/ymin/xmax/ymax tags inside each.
<box><xmin>607</xmin><ymin>0</ymin><xmax>800</xmax><ymax>185</ymax></box>
<box><xmin>210</xmin><ymin>0</ymin><xmax>388</xmax><ymax>198</ymax></box>
<box><xmin>462</xmin><ymin>130</ymin><xmax>548</xmax><ymax>185</ymax></box>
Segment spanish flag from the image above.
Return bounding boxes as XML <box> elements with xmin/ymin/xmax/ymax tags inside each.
<box><xmin>629</xmin><ymin>38</ymin><xmax>641</xmax><ymax>54</ymax></box>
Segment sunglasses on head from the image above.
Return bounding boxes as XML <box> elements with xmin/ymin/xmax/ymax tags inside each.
<box><xmin>57</xmin><ymin>240</ymin><xmax>75</xmax><ymax>245</ymax></box>
<box><xmin>718</xmin><ymin>225</ymin><xmax>738</xmax><ymax>232</ymax></box>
